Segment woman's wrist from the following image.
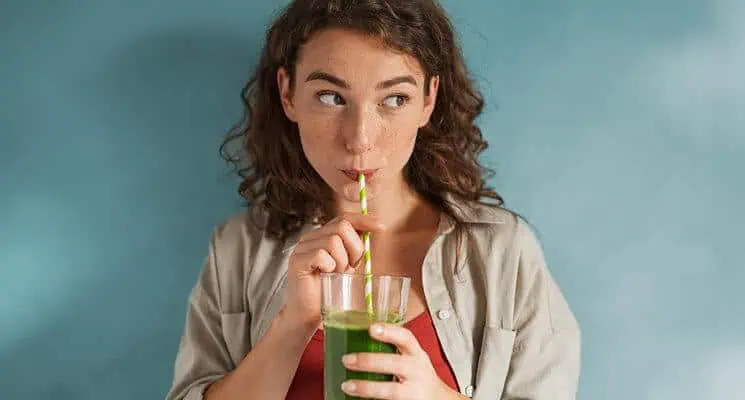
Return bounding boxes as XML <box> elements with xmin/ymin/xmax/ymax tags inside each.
<box><xmin>446</xmin><ymin>390</ymin><xmax>469</xmax><ymax>400</ymax></box>
<box><xmin>439</xmin><ymin>382</ymin><xmax>468</xmax><ymax>400</ymax></box>
<box><xmin>275</xmin><ymin>305</ymin><xmax>320</xmax><ymax>339</ymax></box>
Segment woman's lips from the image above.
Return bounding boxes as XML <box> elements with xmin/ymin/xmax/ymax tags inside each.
<box><xmin>342</xmin><ymin>169</ymin><xmax>378</xmax><ymax>182</ymax></box>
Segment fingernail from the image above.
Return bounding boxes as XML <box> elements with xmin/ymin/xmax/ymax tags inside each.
<box><xmin>341</xmin><ymin>381</ymin><xmax>356</xmax><ymax>393</ymax></box>
<box><xmin>342</xmin><ymin>354</ymin><xmax>357</xmax><ymax>365</ymax></box>
<box><xmin>371</xmin><ymin>324</ymin><xmax>384</xmax><ymax>336</ymax></box>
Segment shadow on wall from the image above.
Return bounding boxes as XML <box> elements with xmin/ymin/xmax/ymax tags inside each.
<box><xmin>1</xmin><ymin>27</ymin><xmax>260</xmax><ymax>400</ymax></box>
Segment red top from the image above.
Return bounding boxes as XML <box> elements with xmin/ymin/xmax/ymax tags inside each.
<box><xmin>286</xmin><ymin>311</ymin><xmax>458</xmax><ymax>399</ymax></box>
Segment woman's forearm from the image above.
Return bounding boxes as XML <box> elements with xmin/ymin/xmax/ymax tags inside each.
<box><xmin>204</xmin><ymin>308</ymin><xmax>317</xmax><ymax>400</ymax></box>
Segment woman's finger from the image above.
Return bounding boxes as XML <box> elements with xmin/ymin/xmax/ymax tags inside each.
<box><xmin>332</xmin><ymin>218</ymin><xmax>366</xmax><ymax>267</ymax></box>
<box><xmin>294</xmin><ymin>234</ymin><xmax>349</xmax><ymax>272</ymax></box>
<box><xmin>369</xmin><ymin>323</ymin><xmax>424</xmax><ymax>356</ymax></box>
<box><xmin>303</xmin><ymin>213</ymin><xmax>386</xmax><ymax>241</ymax></box>
<box><xmin>291</xmin><ymin>248</ymin><xmax>336</xmax><ymax>274</ymax></box>
<box><xmin>341</xmin><ymin>379</ymin><xmax>402</xmax><ymax>400</ymax></box>
<box><xmin>341</xmin><ymin>352</ymin><xmax>408</xmax><ymax>377</ymax></box>
<box><xmin>332</xmin><ymin>212</ymin><xmax>387</xmax><ymax>233</ymax></box>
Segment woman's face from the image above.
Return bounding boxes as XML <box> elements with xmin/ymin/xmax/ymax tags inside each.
<box><xmin>278</xmin><ymin>28</ymin><xmax>439</xmax><ymax>207</ymax></box>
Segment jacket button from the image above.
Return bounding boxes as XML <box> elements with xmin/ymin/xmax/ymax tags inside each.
<box><xmin>463</xmin><ymin>385</ymin><xmax>474</xmax><ymax>397</ymax></box>
<box><xmin>437</xmin><ymin>309</ymin><xmax>451</xmax><ymax>320</ymax></box>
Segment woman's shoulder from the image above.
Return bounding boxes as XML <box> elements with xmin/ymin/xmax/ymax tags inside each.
<box><xmin>214</xmin><ymin>201</ymin><xmax>309</xmax><ymax>248</ymax></box>
<box><xmin>206</xmin><ymin>203</ymin><xmax>294</xmax><ymax>276</ymax></box>
<box><xmin>202</xmin><ymin>203</ymin><xmax>296</xmax><ymax>313</ymax></box>
<box><xmin>212</xmin><ymin>203</ymin><xmax>271</xmax><ymax>243</ymax></box>
<box><xmin>452</xmin><ymin>198</ymin><xmax>547</xmax><ymax>274</ymax></box>
<box><xmin>451</xmin><ymin>198</ymin><xmax>531</xmax><ymax>244</ymax></box>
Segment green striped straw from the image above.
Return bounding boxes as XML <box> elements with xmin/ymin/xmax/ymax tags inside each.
<box><xmin>358</xmin><ymin>173</ymin><xmax>374</xmax><ymax>315</ymax></box>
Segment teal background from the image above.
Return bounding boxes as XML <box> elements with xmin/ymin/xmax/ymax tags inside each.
<box><xmin>1</xmin><ymin>0</ymin><xmax>743</xmax><ymax>399</ymax></box>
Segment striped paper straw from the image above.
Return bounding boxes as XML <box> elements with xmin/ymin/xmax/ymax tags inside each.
<box><xmin>358</xmin><ymin>173</ymin><xmax>374</xmax><ymax>315</ymax></box>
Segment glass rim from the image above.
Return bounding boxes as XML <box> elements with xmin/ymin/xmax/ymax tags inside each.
<box><xmin>320</xmin><ymin>271</ymin><xmax>412</xmax><ymax>282</ymax></box>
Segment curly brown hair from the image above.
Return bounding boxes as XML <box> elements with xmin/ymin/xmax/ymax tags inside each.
<box><xmin>220</xmin><ymin>0</ymin><xmax>505</xmax><ymax>240</ymax></box>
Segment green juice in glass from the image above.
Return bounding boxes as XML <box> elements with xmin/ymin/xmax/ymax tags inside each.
<box><xmin>323</xmin><ymin>310</ymin><xmax>403</xmax><ymax>400</ymax></box>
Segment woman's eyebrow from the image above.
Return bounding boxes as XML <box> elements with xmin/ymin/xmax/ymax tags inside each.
<box><xmin>305</xmin><ymin>70</ymin><xmax>417</xmax><ymax>90</ymax></box>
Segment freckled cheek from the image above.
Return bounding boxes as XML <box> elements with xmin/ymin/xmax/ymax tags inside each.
<box><xmin>297</xmin><ymin>114</ymin><xmax>343</xmax><ymax>172</ymax></box>
<box><xmin>298</xmin><ymin>112</ymin><xmax>339</xmax><ymax>142</ymax></box>
<box><xmin>377</xmin><ymin>118</ymin><xmax>418</xmax><ymax>159</ymax></box>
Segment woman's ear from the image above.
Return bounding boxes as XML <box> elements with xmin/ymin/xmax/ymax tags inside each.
<box><xmin>277</xmin><ymin>66</ymin><xmax>298</xmax><ymax>122</ymax></box>
<box><xmin>419</xmin><ymin>75</ymin><xmax>440</xmax><ymax>127</ymax></box>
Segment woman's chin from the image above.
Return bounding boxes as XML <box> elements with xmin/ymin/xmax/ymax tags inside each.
<box><xmin>336</xmin><ymin>180</ymin><xmax>376</xmax><ymax>204</ymax></box>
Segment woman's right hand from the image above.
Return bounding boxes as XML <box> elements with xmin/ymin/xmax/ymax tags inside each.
<box><xmin>283</xmin><ymin>213</ymin><xmax>387</xmax><ymax>330</ymax></box>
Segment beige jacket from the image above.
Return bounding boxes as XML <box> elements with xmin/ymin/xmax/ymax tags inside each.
<box><xmin>166</xmin><ymin>198</ymin><xmax>581</xmax><ymax>400</ymax></box>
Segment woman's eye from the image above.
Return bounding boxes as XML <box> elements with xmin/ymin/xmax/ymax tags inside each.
<box><xmin>382</xmin><ymin>94</ymin><xmax>409</xmax><ymax>109</ymax></box>
<box><xmin>318</xmin><ymin>92</ymin><xmax>345</xmax><ymax>106</ymax></box>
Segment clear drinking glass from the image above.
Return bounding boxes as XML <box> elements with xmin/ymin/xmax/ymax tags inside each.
<box><xmin>321</xmin><ymin>272</ymin><xmax>411</xmax><ymax>400</ymax></box>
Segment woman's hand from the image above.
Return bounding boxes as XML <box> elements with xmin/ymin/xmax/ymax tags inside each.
<box><xmin>282</xmin><ymin>213</ymin><xmax>387</xmax><ymax>329</ymax></box>
<box><xmin>340</xmin><ymin>323</ymin><xmax>468</xmax><ymax>400</ymax></box>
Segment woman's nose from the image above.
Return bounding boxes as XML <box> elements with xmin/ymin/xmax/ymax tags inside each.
<box><xmin>342</xmin><ymin>107</ymin><xmax>377</xmax><ymax>154</ymax></box>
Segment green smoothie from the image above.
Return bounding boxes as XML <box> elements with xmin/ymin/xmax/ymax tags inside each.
<box><xmin>323</xmin><ymin>310</ymin><xmax>402</xmax><ymax>400</ymax></box>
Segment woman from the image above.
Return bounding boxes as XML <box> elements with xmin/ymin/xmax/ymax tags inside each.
<box><xmin>166</xmin><ymin>0</ymin><xmax>581</xmax><ymax>399</ymax></box>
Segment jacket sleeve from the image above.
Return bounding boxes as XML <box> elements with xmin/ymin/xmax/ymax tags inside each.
<box><xmin>501</xmin><ymin>220</ymin><xmax>582</xmax><ymax>400</ymax></box>
<box><xmin>165</xmin><ymin>233</ymin><xmax>235</xmax><ymax>400</ymax></box>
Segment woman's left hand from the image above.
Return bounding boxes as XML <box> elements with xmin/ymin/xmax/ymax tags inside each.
<box><xmin>340</xmin><ymin>323</ymin><xmax>466</xmax><ymax>400</ymax></box>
